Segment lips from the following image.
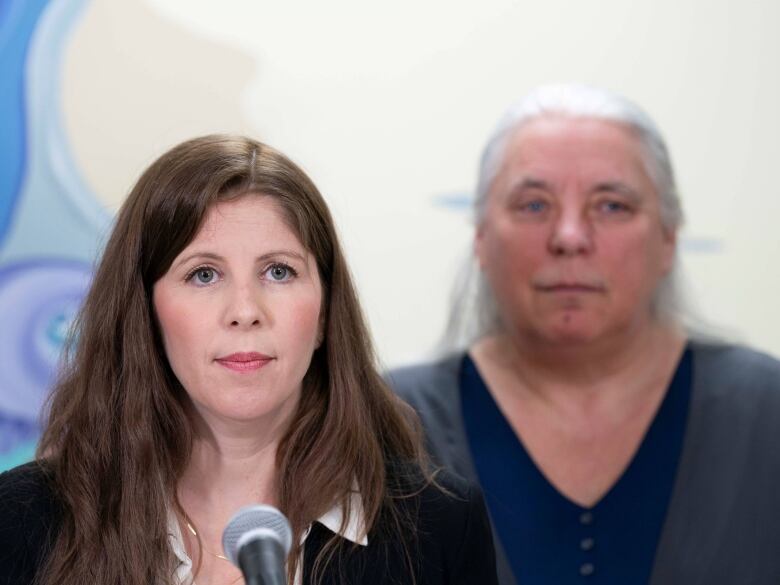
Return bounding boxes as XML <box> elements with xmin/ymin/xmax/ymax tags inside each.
<box><xmin>537</xmin><ymin>283</ymin><xmax>604</xmax><ymax>292</ymax></box>
<box><xmin>215</xmin><ymin>352</ymin><xmax>274</xmax><ymax>372</ymax></box>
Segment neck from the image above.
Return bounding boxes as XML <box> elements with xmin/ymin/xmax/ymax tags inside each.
<box><xmin>177</xmin><ymin>408</ymin><xmax>292</xmax><ymax>530</ymax></box>
<box><xmin>174</xmin><ymin>420</ymin><xmax>285</xmax><ymax>581</ymax></box>
<box><xmin>472</xmin><ymin>319</ymin><xmax>686</xmax><ymax>407</ymax></box>
<box><xmin>185</xmin><ymin>432</ymin><xmax>279</xmax><ymax>505</ymax></box>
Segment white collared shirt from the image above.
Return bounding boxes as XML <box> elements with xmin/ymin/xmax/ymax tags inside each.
<box><xmin>167</xmin><ymin>491</ymin><xmax>368</xmax><ymax>585</ymax></box>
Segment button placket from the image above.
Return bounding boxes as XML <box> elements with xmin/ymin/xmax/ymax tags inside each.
<box><xmin>579</xmin><ymin>511</ymin><xmax>593</xmax><ymax>525</ymax></box>
<box><xmin>579</xmin><ymin>562</ymin><xmax>595</xmax><ymax>576</ymax></box>
<box><xmin>578</xmin><ymin>510</ymin><xmax>595</xmax><ymax>577</ymax></box>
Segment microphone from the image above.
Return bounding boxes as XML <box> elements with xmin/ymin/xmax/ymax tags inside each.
<box><xmin>222</xmin><ymin>504</ymin><xmax>293</xmax><ymax>585</ymax></box>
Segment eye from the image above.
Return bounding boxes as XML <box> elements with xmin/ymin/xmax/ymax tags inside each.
<box><xmin>596</xmin><ymin>199</ymin><xmax>633</xmax><ymax>215</ymax></box>
<box><xmin>523</xmin><ymin>200</ymin><xmax>548</xmax><ymax>213</ymax></box>
<box><xmin>510</xmin><ymin>198</ymin><xmax>549</xmax><ymax>215</ymax></box>
<box><xmin>185</xmin><ymin>266</ymin><xmax>220</xmax><ymax>286</ymax></box>
<box><xmin>264</xmin><ymin>263</ymin><xmax>297</xmax><ymax>282</ymax></box>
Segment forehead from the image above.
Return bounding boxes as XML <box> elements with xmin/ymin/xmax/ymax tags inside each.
<box><xmin>497</xmin><ymin>116</ymin><xmax>654</xmax><ymax>190</ymax></box>
<box><xmin>192</xmin><ymin>195</ymin><xmax>302</xmax><ymax>247</ymax></box>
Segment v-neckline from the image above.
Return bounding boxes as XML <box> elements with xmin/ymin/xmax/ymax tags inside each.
<box><xmin>461</xmin><ymin>345</ymin><xmax>692</xmax><ymax>512</ymax></box>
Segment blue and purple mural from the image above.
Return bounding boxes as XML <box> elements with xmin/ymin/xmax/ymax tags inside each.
<box><xmin>0</xmin><ymin>0</ymin><xmax>107</xmax><ymax>470</ymax></box>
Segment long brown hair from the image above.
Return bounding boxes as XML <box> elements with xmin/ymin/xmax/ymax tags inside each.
<box><xmin>36</xmin><ymin>135</ymin><xmax>426</xmax><ymax>584</ymax></box>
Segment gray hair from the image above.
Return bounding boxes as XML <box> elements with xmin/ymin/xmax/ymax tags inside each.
<box><xmin>477</xmin><ymin>84</ymin><xmax>683</xmax><ymax>230</ymax></box>
<box><xmin>441</xmin><ymin>84</ymin><xmax>691</xmax><ymax>352</ymax></box>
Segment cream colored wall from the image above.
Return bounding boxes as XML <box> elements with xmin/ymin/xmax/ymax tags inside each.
<box><xmin>63</xmin><ymin>0</ymin><xmax>780</xmax><ymax>366</ymax></box>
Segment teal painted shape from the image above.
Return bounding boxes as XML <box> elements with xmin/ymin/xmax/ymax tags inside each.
<box><xmin>0</xmin><ymin>441</ymin><xmax>37</xmax><ymax>472</ymax></box>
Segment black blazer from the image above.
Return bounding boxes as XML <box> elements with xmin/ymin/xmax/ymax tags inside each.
<box><xmin>0</xmin><ymin>461</ymin><xmax>498</xmax><ymax>585</ymax></box>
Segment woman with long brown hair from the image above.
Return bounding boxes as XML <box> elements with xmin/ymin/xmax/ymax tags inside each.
<box><xmin>0</xmin><ymin>135</ymin><xmax>497</xmax><ymax>585</ymax></box>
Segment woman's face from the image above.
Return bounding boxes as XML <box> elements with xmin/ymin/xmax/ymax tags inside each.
<box><xmin>476</xmin><ymin>117</ymin><xmax>676</xmax><ymax>347</ymax></box>
<box><xmin>152</xmin><ymin>195</ymin><xmax>323</xmax><ymax>430</ymax></box>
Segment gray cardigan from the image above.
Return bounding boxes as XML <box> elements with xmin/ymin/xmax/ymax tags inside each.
<box><xmin>389</xmin><ymin>341</ymin><xmax>780</xmax><ymax>585</ymax></box>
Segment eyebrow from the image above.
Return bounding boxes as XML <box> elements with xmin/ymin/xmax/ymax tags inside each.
<box><xmin>507</xmin><ymin>177</ymin><xmax>552</xmax><ymax>194</ymax></box>
<box><xmin>591</xmin><ymin>181</ymin><xmax>642</xmax><ymax>202</ymax></box>
<box><xmin>172</xmin><ymin>249</ymin><xmax>307</xmax><ymax>271</ymax></box>
<box><xmin>508</xmin><ymin>177</ymin><xmax>643</xmax><ymax>200</ymax></box>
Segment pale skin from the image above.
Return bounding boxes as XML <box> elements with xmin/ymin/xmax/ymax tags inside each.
<box><xmin>176</xmin><ymin>418</ymin><xmax>279</xmax><ymax>584</ymax></box>
<box><xmin>472</xmin><ymin>116</ymin><xmax>686</xmax><ymax>508</ymax></box>
<box><xmin>153</xmin><ymin>195</ymin><xmax>323</xmax><ymax>584</ymax></box>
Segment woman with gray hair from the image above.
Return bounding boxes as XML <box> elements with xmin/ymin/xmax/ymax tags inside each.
<box><xmin>390</xmin><ymin>84</ymin><xmax>780</xmax><ymax>585</ymax></box>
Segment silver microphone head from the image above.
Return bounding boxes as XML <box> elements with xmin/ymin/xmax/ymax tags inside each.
<box><xmin>222</xmin><ymin>504</ymin><xmax>293</xmax><ymax>566</ymax></box>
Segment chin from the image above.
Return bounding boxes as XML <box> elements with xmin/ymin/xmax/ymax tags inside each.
<box><xmin>536</xmin><ymin>315</ymin><xmax>607</xmax><ymax>345</ymax></box>
<box><xmin>196</xmin><ymin>395</ymin><xmax>296</xmax><ymax>425</ymax></box>
<box><xmin>542</xmin><ymin>330</ymin><xmax>599</xmax><ymax>346</ymax></box>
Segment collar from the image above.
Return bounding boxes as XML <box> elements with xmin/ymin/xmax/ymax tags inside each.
<box><xmin>302</xmin><ymin>489</ymin><xmax>369</xmax><ymax>546</ymax></box>
<box><xmin>168</xmin><ymin>491</ymin><xmax>368</xmax><ymax>579</ymax></box>
<box><xmin>167</xmin><ymin>512</ymin><xmax>193</xmax><ymax>584</ymax></box>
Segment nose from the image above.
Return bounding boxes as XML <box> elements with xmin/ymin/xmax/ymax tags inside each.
<box><xmin>225</xmin><ymin>283</ymin><xmax>268</xmax><ymax>329</ymax></box>
<box><xmin>548</xmin><ymin>207</ymin><xmax>594</xmax><ymax>256</ymax></box>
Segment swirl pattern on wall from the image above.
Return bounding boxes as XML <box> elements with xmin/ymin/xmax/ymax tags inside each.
<box><xmin>0</xmin><ymin>0</ymin><xmax>99</xmax><ymax>471</ymax></box>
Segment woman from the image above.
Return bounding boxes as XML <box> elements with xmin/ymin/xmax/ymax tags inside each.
<box><xmin>390</xmin><ymin>85</ymin><xmax>780</xmax><ymax>585</ymax></box>
<box><xmin>0</xmin><ymin>135</ymin><xmax>498</xmax><ymax>585</ymax></box>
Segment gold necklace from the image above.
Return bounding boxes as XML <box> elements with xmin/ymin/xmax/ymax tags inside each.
<box><xmin>184</xmin><ymin>519</ymin><xmax>231</xmax><ymax>562</ymax></box>
<box><xmin>180</xmin><ymin>511</ymin><xmax>244</xmax><ymax>585</ymax></box>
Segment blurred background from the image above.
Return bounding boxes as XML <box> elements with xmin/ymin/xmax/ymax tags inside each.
<box><xmin>1</xmin><ymin>0</ymin><xmax>778</xmax><ymax>470</ymax></box>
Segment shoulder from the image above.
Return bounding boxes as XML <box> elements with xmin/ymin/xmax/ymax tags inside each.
<box><xmin>384</xmin><ymin>465</ymin><xmax>498</xmax><ymax>584</ymax></box>
<box><xmin>656</xmin><ymin>343</ymin><xmax>780</xmax><ymax>579</ymax></box>
<box><xmin>386</xmin><ymin>357</ymin><xmax>477</xmax><ymax>476</ymax></box>
<box><xmin>306</xmin><ymin>467</ymin><xmax>498</xmax><ymax>585</ymax></box>
<box><xmin>386</xmin><ymin>354</ymin><xmax>463</xmax><ymax>407</ymax></box>
<box><xmin>691</xmin><ymin>340</ymin><xmax>780</xmax><ymax>404</ymax></box>
<box><xmin>685</xmin><ymin>340</ymin><xmax>780</xmax><ymax>468</ymax></box>
<box><xmin>0</xmin><ymin>461</ymin><xmax>61</xmax><ymax>584</ymax></box>
<box><xmin>692</xmin><ymin>339</ymin><xmax>780</xmax><ymax>376</ymax></box>
<box><xmin>412</xmin><ymin>469</ymin><xmax>489</xmax><ymax>535</ymax></box>
<box><xmin>0</xmin><ymin>460</ymin><xmax>59</xmax><ymax>519</ymax></box>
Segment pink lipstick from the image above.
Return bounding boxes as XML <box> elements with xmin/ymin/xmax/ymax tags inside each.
<box><xmin>215</xmin><ymin>352</ymin><xmax>273</xmax><ymax>372</ymax></box>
